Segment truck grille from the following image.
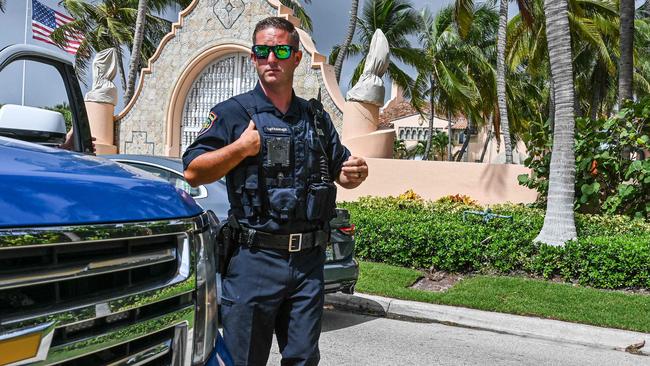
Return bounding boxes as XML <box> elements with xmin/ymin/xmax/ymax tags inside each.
<box><xmin>0</xmin><ymin>235</ymin><xmax>180</xmax><ymax>318</ymax></box>
<box><xmin>0</xmin><ymin>216</ymin><xmax>210</xmax><ymax>366</ymax></box>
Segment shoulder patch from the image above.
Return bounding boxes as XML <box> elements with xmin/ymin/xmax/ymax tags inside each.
<box><xmin>198</xmin><ymin>111</ymin><xmax>218</xmax><ymax>136</ymax></box>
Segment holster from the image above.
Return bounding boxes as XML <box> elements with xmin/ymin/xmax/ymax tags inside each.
<box><xmin>215</xmin><ymin>215</ymin><xmax>241</xmax><ymax>276</ymax></box>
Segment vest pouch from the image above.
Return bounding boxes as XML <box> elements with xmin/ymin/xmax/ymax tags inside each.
<box><xmin>306</xmin><ymin>182</ymin><xmax>337</xmax><ymax>222</ymax></box>
<box><xmin>244</xmin><ymin>167</ymin><xmax>261</xmax><ymax>218</ymax></box>
<box><xmin>268</xmin><ymin>188</ymin><xmax>298</xmax><ymax>222</ymax></box>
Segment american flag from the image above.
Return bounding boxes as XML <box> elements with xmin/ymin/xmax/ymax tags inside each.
<box><xmin>31</xmin><ymin>0</ymin><xmax>83</xmax><ymax>55</ymax></box>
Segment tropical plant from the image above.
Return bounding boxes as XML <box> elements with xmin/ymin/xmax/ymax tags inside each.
<box><xmin>393</xmin><ymin>139</ymin><xmax>408</xmax><ymax>159</ymax></box>
<box><xmin>495</xmin><ymin>0</ymin><xmax>532</xmax><ymax>163</ymax></box>
<box><xmin>329</xmin><ymin>0</ymin><xmax>426</xmax><ymax>101</ymax></box>
<box><xmin>534</xmin><ymin>0</ymin><xmax>577</xmax><ymax>246</ymax></box>
<box><xmin>333</xmin><ymin>0</ymin><xmax>359</xmax><ymax>82</ymax></box>
<box><xmin>280</xmin><ymin>0</ymin><xmax>312</xmax><ymax>33</ymax></box>
<box><xmin>124</xmin><ymin>0</ymin><xmax>148</xmax><ymax>103</ymax></box>
<box><xmin>619</xmin><ymin>0</ymin><xmax>635</xmax><ymax>103</ymax></box>
<box><xmin>0</xmin><ymin>0</ymin><xmax>5</xmax><ymax>13</ymax></box>
<box><xmin>45</xmin><ymin>103</ymin><xmax>73</xmax><ymax>131</ymax></box>
<box><xmin>429</xmin><ymin>130</ymin><xmax>449</xmax><ymax>160</ymax></box>
<box><xmin>52</xmin><ymin>0</ymin><xmax>178</xmax><ymax>89</ymax></box>
<box><xmin>508</xmin><ymin>0</ymin><xmax>650</xmax><ymax>121</ymax></box>
<box><xmin>640</xmin><ymin>0</ymin><xmax>650</xmax><ymax>18</ymax></box>
<box><xmin>416</xmin><ymin>5</ymin><xmax>493</xmax><ymax>161</ymax></box>
<box><xmin>519</xmin><ymin>98</ymin><xmax>650</xmax><ymax>219</ymax></box>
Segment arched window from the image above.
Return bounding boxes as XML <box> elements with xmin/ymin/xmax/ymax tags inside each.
<box><xmin>181</xmin><ymin>53</ymin><xmax>257</xmax><ymax>152</ymax></box>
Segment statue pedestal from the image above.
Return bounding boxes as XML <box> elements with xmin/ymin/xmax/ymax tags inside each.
<box><xmin>342</xmin><ymin>101</ymin><xmax>394</xmax><ymax>158</ymax></box>
<box><xmin>85</xmin><ymin>101</ymin><xmax>117</xmax><ymax>154</ymax></box>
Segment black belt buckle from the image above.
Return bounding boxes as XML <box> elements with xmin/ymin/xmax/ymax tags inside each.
<box><xmin>289</xmin><ymin>233</ymin><xmax>302</xmax><ymax>252</ymax></box>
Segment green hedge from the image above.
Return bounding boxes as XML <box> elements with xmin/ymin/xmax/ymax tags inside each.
<box><xmin>340</xmin><ymin>197</ymin><xmax>650</xmax><ymax>290</ymax></box>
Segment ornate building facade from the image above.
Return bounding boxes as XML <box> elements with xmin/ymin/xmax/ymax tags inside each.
<box><xmin>115</xmin><ymin>0</ymin><xmax>344</xmax><ymax>157</ymax></box>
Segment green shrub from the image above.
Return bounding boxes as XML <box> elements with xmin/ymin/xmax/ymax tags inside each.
<box><xmin>518</xmin><ymin>98</ymin><xmax>650</xmax><ymax>219</ymax></box>
<box><xmin>340</xmin><ymin>197</ymin><xmax>650</xmax><ymax>290</ymax></box>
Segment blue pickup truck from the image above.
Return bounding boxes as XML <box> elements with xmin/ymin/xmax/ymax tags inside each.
<box><xmin>0</xmin><ymin>45</ymin><xmax>218</xmax><ymax>366</ymax></box>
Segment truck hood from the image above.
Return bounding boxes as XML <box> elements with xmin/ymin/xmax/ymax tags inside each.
<box><xmin>0</xmin><ymin>137</ymin><xmax>203</xmax><ymax>228</ymax></box>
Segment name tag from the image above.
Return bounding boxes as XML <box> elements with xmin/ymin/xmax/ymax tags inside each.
<box><xmin>263</xmin><ymin>126</ymin><xmax>290</xmax><ymax>134</ymax></box>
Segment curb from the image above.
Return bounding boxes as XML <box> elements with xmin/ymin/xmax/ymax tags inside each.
<box><xmin>324</xmin><ymin>292</ymin><xmax>649</xmax><ymax>355</ymax></box>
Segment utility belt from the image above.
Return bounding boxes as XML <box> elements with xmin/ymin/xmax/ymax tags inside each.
<box><xmin>215</xmin><ymin>215</ymin><xmax>328</xmax><ymax>276</ymax></box>
<box><xmin>236</xmin><ymin>227</ymin><xmax>328</xmax><ymax>252</ymax></box>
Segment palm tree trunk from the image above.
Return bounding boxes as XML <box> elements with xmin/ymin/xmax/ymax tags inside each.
<box><xmin>447</xmin><ymin>112</ymin><xmax>453</xmax><ymax>161</ymax></box>
<box><xmin>534</xmin><ymin>0</ymin><xmax>577</xmax><ymax>246</ymax></box>
<box><xmin>125</xmin><ymin>0</ymin><xmax>148</xmax><ymax>103</ymax></box>
<box><xmin>424</xmin><ymin>77</ymin><xmax>435</xmax><ymax>160</ymax></box>
<box><xmin>333</xmin><ymin>0</ymin><xmax>359</xmax><ymax>82</ymax></box>
<box><xmin>479</xmin><ymin>120</ymin><xmax>492</xmax><ymax>163</ymax></box>
<box><xmin>619</xmin><ymin>0</ymin><xmax>634</xmax><ymax>104</ymax></box>
<box><xmin>455</xmin><ymin>126</ymin><xmax>471</xmax><ymax>162</ymax></box>
<box><xmin>548</xmin><ymin>77</ymin><xmax>555</xmax><ymax>132</ymax></box>
<box><xmin>496</xmin><ymin>0</ymin><xmax>513</xmax><ymax>164</ymax></box>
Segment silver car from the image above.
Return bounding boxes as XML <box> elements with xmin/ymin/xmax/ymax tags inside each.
<box><xmin>106</xmin><ymin>154</ymin><xmax>358</xmax><ymax>294</ymax></box>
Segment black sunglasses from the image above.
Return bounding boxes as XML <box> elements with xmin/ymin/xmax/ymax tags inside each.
<box><xmin>251</xmin><ymin>45</ymin><xmax>297</xmax><ymax>60</ymax></box>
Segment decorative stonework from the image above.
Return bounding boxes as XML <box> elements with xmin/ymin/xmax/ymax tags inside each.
<box><xmin>115</xmin><ymin>0</ymin><xmax>345</xmax><ymax>157</ymax></box>
<box><xmin>124</xmin><ymin>131</ymin><xmax>155</xmax><ymax>155</ymax></box>
<box><xmin>213</xmin><ymin>0</ymin><xmax>245</xmax><ymax>29</ymax></box>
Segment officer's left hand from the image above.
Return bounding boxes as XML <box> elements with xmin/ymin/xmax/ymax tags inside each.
<box><xmin>340</xmin><ymin>156</ymin><xmax>368</xmax><ymax>184</ymax></box>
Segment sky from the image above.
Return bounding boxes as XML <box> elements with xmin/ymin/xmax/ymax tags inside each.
<box><xmin>0</xmin><ymin>0</ymin><xmax>517</xmax><ymax>111</ymax></box>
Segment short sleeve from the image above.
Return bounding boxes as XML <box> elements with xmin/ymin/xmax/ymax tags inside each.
<box><xmin>182</xmin><ymin>106</ymin><xmax>230</xmax><ymax>170</ymax></box>
<box><xmin>323</xmin><ymin>112</ymin><xmax>351</xmax><ymax>179</ymax></box>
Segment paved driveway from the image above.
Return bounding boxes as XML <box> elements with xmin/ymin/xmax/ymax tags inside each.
<box><xmin>267</xmin><ymin>309</ymin><xmax>648</xmax><ymax>365</ymax></box>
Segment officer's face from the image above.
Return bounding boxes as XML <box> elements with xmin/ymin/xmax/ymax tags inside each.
<box><xmin>251</xmin><ymin>27</ymin><xmax>302</xmax><ymax>88</ymax></box>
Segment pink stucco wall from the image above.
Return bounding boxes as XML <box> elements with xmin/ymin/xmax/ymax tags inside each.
<box><xmin>336</xmin><ymin>158</ymin><xmax>538</xmax><ymax>204</ymax></box>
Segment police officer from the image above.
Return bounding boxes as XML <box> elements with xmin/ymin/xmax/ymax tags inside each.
<box><xmin>183</xmin><ymin>16</ymin><xmax>367</xmax><ymax>366</ymax></box>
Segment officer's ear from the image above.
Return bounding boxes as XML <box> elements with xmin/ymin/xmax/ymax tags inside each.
<box><xmin>294</xmin><ymin>50</ymin><xmax>302</xmax><ymax>66</ymax></box>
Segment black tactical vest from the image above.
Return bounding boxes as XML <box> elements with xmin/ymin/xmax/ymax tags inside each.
<box><xmin>227</xmin><ymin>94</ymin><xmax>336</xmax><ymax>234</ymax></box>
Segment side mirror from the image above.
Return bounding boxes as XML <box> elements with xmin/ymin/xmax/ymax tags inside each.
<box><xmin>0</xmin><ymin>104</ymin><xmax>67</xmax><ymax>146</ymax></box>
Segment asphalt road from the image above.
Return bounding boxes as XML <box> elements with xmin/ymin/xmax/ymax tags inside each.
<box><xmin>266</xmin><ymin>309</ymin><xmax>648</xmax><ymax>366</ymax></box>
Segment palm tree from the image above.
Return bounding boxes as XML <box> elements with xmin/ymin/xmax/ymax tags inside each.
<box><xmin>125</xmin><ymin>0</ymin><xmax>148</xmax><ymax>103</ymax></box>
<box><xmin>280</xmin><ymin>0</ymin><xmax>312</xmax><ymax>33</ymax></box>
<box><xmin>52</xmin><ymin>0</ymin><xmax>173</xmax><ymax>89</ymax></box>
<box><xmin>417</xmin><ymin>5</ymin><xmax>486</xmax><ymax>160</ymax></box>
<box><xmin>454</xmin><ymin>0</ymin><xmax>475</xmax><ymax>38</ymax></box>
<box><xmin>333</xmin><ymin>0</ymin><xmax>359</xmax><ymax>82</ymax></box>
<box><xmin>640</xmin><ymin>0</ymin><xmax>650</xmax><ymax>18</ymax></box>
<box><xmin>619</xmin><ymin>0</ymin><xmax>635</xmax><ymax>103</ymax></box>
<box><xmin>507</xmin><ymin>0</ymin><xmax>625</xmax><ymax>120</ymax></box>
<box><xmin>495</xmin><ymin>1</ymin><xmax>533</xmax><ymax>163</ymax></box>
<box><xmin>125</xmin><ymin>0</ymin><xmax>190</xmax><ymax>102</ymax></box>
<box><xmin>0</xmin><ymin>0</ymin><xmax>6</xmax><ymax>13</ymax></box>
<box><xmin>329</xmin><ymin>0</ymin><xmax>426</xmax><ymax>101</ymax></box>
<box><xmin>534</xmin><ymin>0</ymin><xmax>577</xmax><ymax>246</ymax></box>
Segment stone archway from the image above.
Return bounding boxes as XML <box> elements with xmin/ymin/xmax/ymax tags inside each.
<box><xmin>166</xmin><ymin>43</ymin><xmax>251</xmax><ymax>157</ymax></box>
<box><xmin>179</xmin><ymin>52</ymin><xmax>257</xmax><ymax>152</ymax></box>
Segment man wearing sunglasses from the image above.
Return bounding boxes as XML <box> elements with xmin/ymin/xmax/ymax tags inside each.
<box><xmin>183</xmin><ymin>16</ymin><xmax>367</xmax><ymax>366</ymax></box>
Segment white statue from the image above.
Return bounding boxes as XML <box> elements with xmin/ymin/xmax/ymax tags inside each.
<box><xmin>85</xmin><ymin>48</ymin><xmax>118</xmax><ymax>105</ymax></box>
<box><xmin>345</xmin><ymin>29</ymin><xmax>390</xmax><ymax>106</ymax></box>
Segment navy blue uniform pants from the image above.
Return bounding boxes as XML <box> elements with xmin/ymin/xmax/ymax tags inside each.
<box><xmin>221</xmin><ymin>244</ymin><xmax>325</xmax><ymax>366</ymax></box>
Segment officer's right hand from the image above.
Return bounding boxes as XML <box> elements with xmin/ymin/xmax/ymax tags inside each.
<box><xmin>237</xmin><ymin>120</ymin><xmax>261</xmax><ymax>157</ymax></box>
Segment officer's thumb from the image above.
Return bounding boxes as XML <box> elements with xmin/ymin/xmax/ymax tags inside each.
<box><xmin>247</xmin><ymin>120</ymin><xmax>256</xmax><ymax>130</ymax></box>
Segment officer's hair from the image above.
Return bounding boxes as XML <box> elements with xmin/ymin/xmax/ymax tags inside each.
<box><xmin>252</xmin><ymin>17</ymin><xmax>300</xmax><ymax>49</ymax></box>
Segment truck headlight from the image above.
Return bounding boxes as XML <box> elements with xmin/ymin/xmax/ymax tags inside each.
<box><xmin>193</xmin><ymin>211</ymin><xmax>218</xmax><ymax>365</ymax></box>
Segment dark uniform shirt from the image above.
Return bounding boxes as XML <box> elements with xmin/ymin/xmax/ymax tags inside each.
<box><xmin>183</xmin><ymin>83</ymin><xmax>350</xmax><ymax>234</ymax></box>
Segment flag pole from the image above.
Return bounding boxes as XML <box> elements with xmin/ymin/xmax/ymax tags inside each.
<box><xmin>22</xmin><ymin>0</ymin><xmax>30</xmax><ymax>105</ymax></box>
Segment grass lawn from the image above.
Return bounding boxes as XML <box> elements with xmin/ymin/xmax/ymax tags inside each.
<box><xmin>356</xmin><ymin>261</ymin><xmax>650</xmax><ymax>333</ymax></box>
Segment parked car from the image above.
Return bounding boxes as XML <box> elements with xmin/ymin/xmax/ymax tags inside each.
<box><xmin>0</xmin><ymin>45</ymin><xmax>218</xmax><ymax>365</ymax></box>
<box><xmin>105</xmin><ymin>154</ymin><xmax>359</xmax><ymax>294</ymax></box>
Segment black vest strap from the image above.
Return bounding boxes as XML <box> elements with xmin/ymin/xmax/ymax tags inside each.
<box><xmin>231</xmin><ymin>93</ymin><xmax>258</xmax><ymax>120</ymax></box>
